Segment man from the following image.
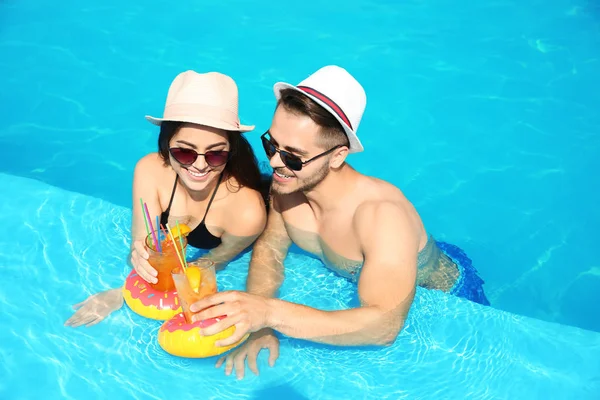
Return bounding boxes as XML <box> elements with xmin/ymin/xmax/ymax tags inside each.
<box><xmin>189</xmin><ymin>65</ymin><xmax>489</xmax><ymax>378</ymax></box>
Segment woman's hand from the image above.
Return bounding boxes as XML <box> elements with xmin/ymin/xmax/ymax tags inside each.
<box><xmin>64</xmin><ymin>289</ymin><xmax>124</xmax><ymax>328</ymax></box>
<box><xmin>130</xmin><ymin>240</ymin><xmax>157</xmax><ymax>284</ymax></box>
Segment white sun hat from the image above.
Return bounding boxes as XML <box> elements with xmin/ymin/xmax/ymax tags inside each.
<box><xmin>273</xmin><ymin>65</ymin><xmax>367</xmax><ymax>153</ymax></box>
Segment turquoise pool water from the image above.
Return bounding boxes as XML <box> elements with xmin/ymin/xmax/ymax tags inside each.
<box><xmin>1</xmin><ymin>0</ymin><xmax>600</xmax><ymax>398</ymax></box>
<box><xmin>2</xmin><ymin>173</ymin><xmax>599</xmax><ymax>398</ymax></box>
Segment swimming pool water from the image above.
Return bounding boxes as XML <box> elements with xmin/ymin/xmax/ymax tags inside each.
<box><xmin>2</xmin><ymin>0</ymin><xmax>599</xmax><ymax>332</ymax></box>
<box><xmin>1</xmin><ymin>0</ymin><xmax>600</xmax><ymax>397</ymax></box>
<box><xmin>1</xmin><ymin>172</ymin><xmax>599</xmax><ymax>399</ymax></box>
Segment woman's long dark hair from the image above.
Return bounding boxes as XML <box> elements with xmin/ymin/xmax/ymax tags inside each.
<box><xmin>157</xmin><ymin>121</ymin><xmax>272</xmax><ymax>207</ymax></box>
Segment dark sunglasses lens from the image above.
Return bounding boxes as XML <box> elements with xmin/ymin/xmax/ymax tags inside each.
<box><xmin>170</xmin><ymin>148</ymin><xmax>197</xmax><ymax>165</ymax></box>
<box><xmin>205</xmin><ymin>151</ymin><xmax>230</xmax><ymax>167</ymax></box>
<box><xmin>261</xmin><ymin>137</ymin><xmax>276</xmax><ymax>157</ymax></box>
<box><xmin>281</xmin><ymin>152</ymin><xmax>302</xmax><ymax>171</ymax></box>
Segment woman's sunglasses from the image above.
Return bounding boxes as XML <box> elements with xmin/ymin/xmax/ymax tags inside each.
<box><xmin>261</xmin><ymin>132</ymin><xmax>342</xmax><ymax>171</ymax></box>
<box><xmin>169</xmin><ymin>147</ymin><xmax>230</xmax><ymax>167</ymax></box>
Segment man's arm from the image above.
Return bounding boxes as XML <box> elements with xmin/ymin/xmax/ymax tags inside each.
<box><xmin>264</xmin><ymin>201</ymin><xmax>418</xmax><ymax>346</ymax></box>
<box><xmin>189</xmin><ymin>195</ymin><xmax>293</xmax><ymax>346</ymax></box>
<box><xmin>245</xmin><ymin>195</ymin><xmax>292</xmax><ymax>297</ymax></box>
<box><xmin>209</xmin><ymin>196</ymin><xmax>289</xmax><ymax>377</ymax></box>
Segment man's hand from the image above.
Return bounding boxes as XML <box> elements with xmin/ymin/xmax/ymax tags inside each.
<box><xmin>189</xmin><ymin>291</ymin><xmax>272</xmax><ymax>347</ymax></box>
<box><xmin>215</xmin><ymin>328</ymin><xmax>279</xmax><ymax>379</ymax></box>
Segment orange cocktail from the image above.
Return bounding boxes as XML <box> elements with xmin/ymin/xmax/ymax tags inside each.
<box><xmin>171</xmin><ymin>259</ymin><xmax>217</xmax><ymax>323</ymax></box>
<box><xmin>145</xmin><ymin>230</ymin><xmax>188</xmax><ymax>292</ymax></box>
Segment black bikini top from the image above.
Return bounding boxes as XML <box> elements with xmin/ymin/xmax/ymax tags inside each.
<box><xmin>159</xmin><ymin>174</ymin><xmax>223</xmax><ymax>250</ymax></box>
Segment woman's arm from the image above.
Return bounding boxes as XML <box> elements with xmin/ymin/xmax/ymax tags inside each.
<box><xmin>129</xmin><ymin>154</ymin><xmax>166</xmax><ymax>283</ymax></box>
<box><xmin>131</xmin><ymin>154</ymin><xmax>164</xmax><ymax>245</ymax></box>
<box><xmin>65</xmin><ymin>154</ymin><xmax>164</xmax><ymax>327</ymax></box>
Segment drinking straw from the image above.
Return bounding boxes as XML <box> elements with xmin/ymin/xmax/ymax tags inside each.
<box><xmin>176</xmin><ymin>220</ymin><xmax>188</xmax><ymax>269</ymax></box>
<box><xmin>139</xmin><ymin>198</ymin><xmax>150</xmax><ymax>237</ymax></box>
<box><xmin>165</xmin><ymin>223</ymin><xmax>186</xmax><ymax>272</ymax></box>
<box><xmin>156</xmin><ymin>216</ymin><xmax>161</xmax><ymax>247</ymax></box>
<box><xmin>143</xmin><ymin>202</ymin><xmax>160</xmax><ymax>252</ymax></box>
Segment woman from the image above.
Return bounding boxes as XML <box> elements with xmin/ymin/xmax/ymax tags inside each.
<box><xmin>65</xmin><ymin>70</ymin><xmax>269</xmax><ymax>328</ymax></box>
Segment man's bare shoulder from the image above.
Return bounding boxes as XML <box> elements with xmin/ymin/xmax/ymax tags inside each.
<box><xmin>352</xmin><ymin>175</ymin><xmax>424</xmax><ymax>239</ymax></box>
<box><xmin>356</xmin><ymin>174</ymin><xmax>412</xmax><ymax>205</ymax></box>
<box><xmin>354</xmin><ymin>200</ymin><xmax>408</xmax><ymax>228</ymax></box>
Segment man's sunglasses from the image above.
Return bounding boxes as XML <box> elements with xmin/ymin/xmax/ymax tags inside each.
<box><xmin>169</xmin><ymin>147</ymin><xmax>230</xmax><ymax>167</ymax></box>
<box><xmin>260</xmin><ymin>132</ymin><xmax>342</xmax><ymax>171</ymax></box>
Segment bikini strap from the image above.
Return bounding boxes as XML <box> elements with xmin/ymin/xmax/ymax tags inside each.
<box><xmin>164</xmin><ymin>175</ymin><xmax>179</xmax><ymax>215</ymax></box>
<box><xmin>200</xmin><ymin>173</ymin><xmax>223</xmax><ymax>224</ymax></box>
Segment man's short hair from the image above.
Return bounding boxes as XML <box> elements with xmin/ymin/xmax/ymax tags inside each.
<box><xmin>277</xmin><ymin>88</ymin><xmax>350</xmax><ymax>150</ymax></box>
